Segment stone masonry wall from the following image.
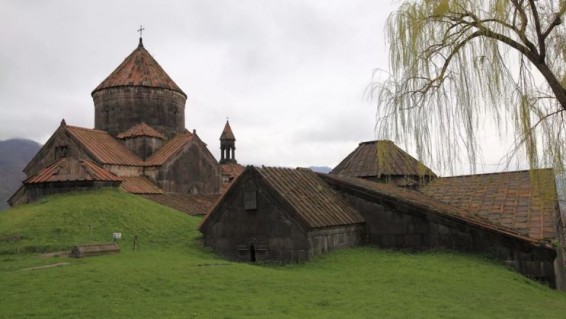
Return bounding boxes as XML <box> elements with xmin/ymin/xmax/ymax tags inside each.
<box><xmin>340</xmin><ymin>192</ymin><xmax>557</xmax><ymax>287</ymax></box>
<box><xmin>202</xmin><ymin>176</ymin><xmax>308</xmax><ymax>262</ymax></box>
<box><xmin>154</xmin><ymin>141</ymin><xmax>220</xmax><ymax>194</ymax></box>
<box><xmin>202</xmin><ymin>175</ymin><xmax>363</xmax><ymax>262</ymax></box>
<box><xmin>24</xmin><ymin>128</ymin><xmax>95</xmax><ymax>177</ymax></box>
<box><xmin>93</xmin><ymin>87</ymin><xmax>186</xmax><ymax>138</ymax></box>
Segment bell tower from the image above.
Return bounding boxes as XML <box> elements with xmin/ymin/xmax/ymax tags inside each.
<box><xmin>220</xmin><ymin>120</ymin><xmax>237</xmax><ymax>164</ymax></box>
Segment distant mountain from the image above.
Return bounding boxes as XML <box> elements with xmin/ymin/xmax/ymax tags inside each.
<box><xmin>0</xmin><ymin>139</ymin><xmax>41</xmax><ymax>211</ymax></box>
<box><xmin>309</xmin><ymin>166</ymin><xmax>332</xmax><ymax>174</ymax></box>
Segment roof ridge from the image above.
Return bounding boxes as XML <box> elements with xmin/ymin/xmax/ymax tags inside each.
<box><xmin>438</xmin><ymin>168</ymin><xmax>554</xmax><ymax>179</ymax></box>
<box><xmin>65</xmin><ymin>125</ymin><xmax>108</xmax><ymax>133</ymax></box>
<box><xmin>144</xmin><ymin>131</ymin><xmax>194</xmax><ymax>166</ymax></box>
<box><xmin>116</xmin><ymin>122</ymin><xmax>165</xmax><ymax>139</ymax></box>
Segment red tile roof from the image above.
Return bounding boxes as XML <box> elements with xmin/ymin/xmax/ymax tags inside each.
<box><xmin>92</xmin><ymin>39</ymin><xmax>186</xmax><ymax>97</ymax></box>
<box><xmin>66</xmin><ymin>125</ymin><xmax>144</xmax><ymax>166</ymax></box>
<box><xmin>120</xmin><ymin>176</ymin><xmax>163</xmax><ymax>194</ymax></box>
<box><xmin>331</xmin><ymin>140</ymin><xmax>436</xmax><ymax>179</ymax></box>
<box><xmin>319</xmin><ymin>174</ymin><xmax>544</xmax><ymax>245</ymax></box>
<box><xmin>145</xmin><ymin>131</ymin><xmax>194</xmax><ymax>166</ymax></box>
<box><xmin>220</xmin><ymin>120</ymin><xmax>235</xmax><ymax>140</ymax></box>
<box><xmin>255</xmin><ymin>167</ymin><xmax>365</xmax><ymax>229</ymax></box>
<box><xmin>220</xmin><ymin>162</ymin><xmax>245</xmax><ymax>193</ymax></box>
<box><xmin>140</xmin><ymin>193</ymin><xmax>220</xmax><ymax>215</ymax></box>
<box><xmin>421</xmin><ymin>169</ymin><xmax>558</xmax><ymax>240</ymax></box>
<box><xmin>25</xmin><ymin>157</ymin><xmax>121</xmax><ymax>184</ymax></box>
<box><xmin>116</xmin><ymin>122</ymin><xmax>165</xmax><ymax>139</ymax></box>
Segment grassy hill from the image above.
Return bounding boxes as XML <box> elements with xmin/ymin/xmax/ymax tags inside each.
<box><xmin>1</xmin><ymin>189</ymin><xmax>566</xmax><ymax>318</ymax></box>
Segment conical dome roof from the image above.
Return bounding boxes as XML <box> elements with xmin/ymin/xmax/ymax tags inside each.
<box><xmin>92</xmin><ymin>38</ymin><xmax>186</xmax><ymax>97</ymax></box>
<box><xmin>220</xmin><ymin>120</ymin><xmax>236</xmax><ymax>140</ymax></box>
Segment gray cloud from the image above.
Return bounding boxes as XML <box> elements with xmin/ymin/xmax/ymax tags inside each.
<box><xmin>0</xmin><ymin>0</ymin><xmax>399</xmax><ymax>169</ymax></box>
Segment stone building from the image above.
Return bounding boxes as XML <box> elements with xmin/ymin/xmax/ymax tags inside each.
<box><xmin>202</xmin><ymin>140</ymin><xmax>564</xmax><ymax>289</ymax></box>
<box><xmin>200</xmin><ymin>166</ymin><xmax>365</xmax><ymax>262</ymax></box>
<box><xmin>9</xmin><ymin>38</ymin><xmax>229</xmax><ymax>211</ymax></box>
<box><xmin>331</xmin><ymin>140</ymin><xmax>436</xmax><ymax>187</ymax></box>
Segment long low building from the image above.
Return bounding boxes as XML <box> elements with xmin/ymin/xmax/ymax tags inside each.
<box><xmin>200</xmin><ymin>140</ymin><xmax>565</xmax><ymax>290</ymax></box>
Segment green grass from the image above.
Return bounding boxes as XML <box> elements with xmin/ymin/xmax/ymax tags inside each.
<box><xmin>0</xmin><ymin>189</ymin><xmax>195</xmax><ymax>254</ymax></box>
<box><xmin>1</xmin><ymin>189</ymin><xmax>565</xmax><ymax>318</ymax></box>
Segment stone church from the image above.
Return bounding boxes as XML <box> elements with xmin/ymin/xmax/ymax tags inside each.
<box><xmin>9</xmin><ymin>37</ymin><xmax>244</xmax><ymax>213</ymax></box>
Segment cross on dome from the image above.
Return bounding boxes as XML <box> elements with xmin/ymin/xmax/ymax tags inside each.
<box><xmin>137</xmin><ymin>25</ymin><xmax>145</xmax><ymax>38</ymax></box>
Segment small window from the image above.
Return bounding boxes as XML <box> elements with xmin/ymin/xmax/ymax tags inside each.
<box><xmin>244</xmin><ymin>190</ymin><xmax>257</xmax><ymax>211</ymax></box>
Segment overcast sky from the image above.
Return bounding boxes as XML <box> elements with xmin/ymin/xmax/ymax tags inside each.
<box><xmin>0</xmin><ymin>0</ymin><xmax>519</xmax><ymax>175</ymax></box>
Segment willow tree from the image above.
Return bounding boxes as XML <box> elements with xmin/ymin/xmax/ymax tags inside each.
<box><xmin>375</xmin><ymin>0</ymin><xmax>566</xmax><ymax>174</ymax></box>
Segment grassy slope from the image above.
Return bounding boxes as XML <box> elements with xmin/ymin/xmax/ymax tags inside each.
<box><xmin>0</xmin><ymin>189</ymin><xmax>565</xmax><ymax>318</ymax></box>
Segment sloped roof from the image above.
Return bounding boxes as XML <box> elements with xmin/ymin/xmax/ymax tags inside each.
<box><xmin>92</xmin><ymin>39</ymin><xmax>186</xmax><ymax>97</ymax></box>
<box><xmin>24</xmin><ymin>157</ymin><xmax>121</xmax><ymax>184</ymax></box>
<box><xmin>140</xmin><ymin>193</ymin><xmax>220</xmax><ymax>216</ymax></box>
<box><xmin>220</xmin><ymin>162</ymin><xmax>245</xmax><ymax>193</ymax></box>
<box><xmin>319</xmin><ymin>174</ymin><xmax>544</xmax><ymax>245</ymax></box>
<box><xmin>331</xmin><ymin>140</ymin><xmax>436</xmax><ymax>179</ymax></box>
<box><xmin>145</xmin><ymin>131</ymin><xmax>194</xmax><ymax>166</ymax></box>
<box><xmin>421</xmin><ymin>169</ymin><xmax>558</xmax><ymax>240</ymax></box>
<box><xmin>66</xmin><ymin>125</ymin><xmax>144</xmax><ymax>166</ymax></box>
<box><xmin>116</xmin><ymin>122</ymin><xmax>165</xmax><ymax>139</ymax></box>
<box><xmin>220</xmin><ymin>120</ymin><xmax>235</xmax><ymax>140</ymax></box>
<box><xmin>120</xmin><ymin>176</ymin><xmax>163</xmax><ymax>194</ymax></box>
<box><xmin>255</xmin><ymin>167</ymin><xmax>365</xmax><ymax>229</ymax></box>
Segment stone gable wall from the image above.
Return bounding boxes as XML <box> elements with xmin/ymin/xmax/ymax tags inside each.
<box><xmin>154</xmin><ymin>141</ymin><xmax>220</xmax><ymax>194</ymax></box>
<box><xmin>201</xmin><ymin>174</ymin><xmax>363</xmax><ymax>262</ymax></box>
<box><xmin>24</xmin><ymin>128</ymin><xmax>94</xmax><ymax>177</ymax></box>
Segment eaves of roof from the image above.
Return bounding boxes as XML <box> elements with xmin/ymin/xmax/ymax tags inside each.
<box><xmin>319</xmin><ymin>173</ymin><xmax>551</xmax><ymax>248</ymax></box>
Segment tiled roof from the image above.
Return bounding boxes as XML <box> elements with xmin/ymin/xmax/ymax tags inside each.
<box><xmin>220</xmin><ymin>120</ymin><xmax>235</xmax><ymax>140</ymax></box>
<box><xmin>140</xmin><ymin>193</ymin><xmax>220</xmax><ymax>216</ymax></box>
<box><xmin>331</xmin><ymin>140</ymin><xmax>436</xmax><ymax>179</ymax></box>
<box><xmin>120</xmin><ymin>176</ymin><xmax>163</xmax><ymax>194</ymax></box>
<box><xmin>255</xmin><ymin>167</ymin><xmax>365</xmax><ymax>229</ymax></box>
<box><xmin>66</xmin><ymin>125</ymin><xmax>144</xmax><ymax>166</ymax></box>
<box><xmin>421</xmin><ymin>169</ymin><xmax>558</xmax><ymax>240</ymax></box>
<box><xmin>25</xmin><ymin>157</ymin><xmax>121</xmax><ymax>184</ymax></box>
<box><xmin>92</xmin><ymin>39</ymin><xmax>186</xmax><ymax>97</ymax></box>
<box><xmin>319</xmin><ymin>174</ymin><xmax>544</xmax><ymax>245</ymax></box>
<box><xmin>145</xmin><ymin>131</ymin><xmax>193</xmax><ymax>166</ymax></box>
<box><xmin>220</xmin><ymin>162</ymin><xmax>245</xmax><ymax>193</ymax></box>
<box><xmin>64</xmin><ymin>125</ymin><xmax>201</xmax><ymax>168</ymax></box>
<box><xmin>116</xmin><ymin>122</ymin><xmax>165</xmax><ymax>139</ymax></box>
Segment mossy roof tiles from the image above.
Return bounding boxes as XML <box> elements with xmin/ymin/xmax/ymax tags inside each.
<box><xmin>331</xmin><ymin>140</ymin><xmax>436</xmax><ymax>178</ymax></box>
<box><xmin>319</xmin><ymin>173</ymin><xmax>545</xmax><ymax>245</ymax></box>
<box><xmin>256</xmin><ymin>167</ymin><xmax>365</xmax><ymax>229</ymax></box>
<box><xmin>421</xmin><ymin>169</ymin><xmax>558</xmax><ymax>240</ymax></box>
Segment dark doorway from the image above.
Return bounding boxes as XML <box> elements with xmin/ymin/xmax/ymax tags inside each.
<box><xmin>249</xmin><ymin>242</ymin><xmax>256</xmax><ymax>262</ymax></box>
